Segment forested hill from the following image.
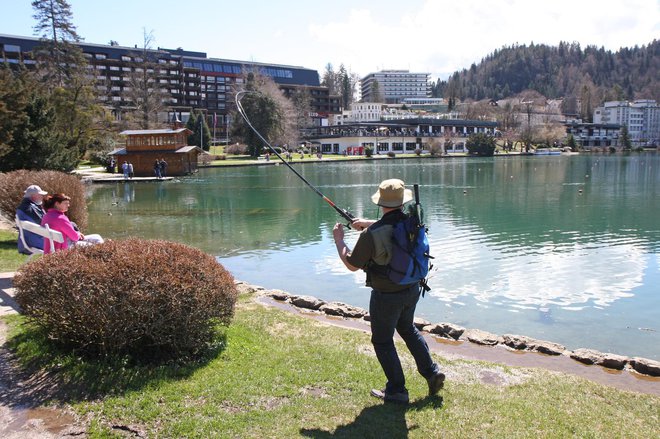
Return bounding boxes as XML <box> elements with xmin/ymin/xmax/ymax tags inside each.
<box><xmin>431</xmin><ymin>40</ymin><xmax>659</xmax><ymax>103</ymax></box>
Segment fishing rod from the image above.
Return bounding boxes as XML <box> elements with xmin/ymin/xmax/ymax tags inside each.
<box><xmin>234</xmin><ymin>90</ymin><xmax>356</xmax><ymax>226</ymax></box>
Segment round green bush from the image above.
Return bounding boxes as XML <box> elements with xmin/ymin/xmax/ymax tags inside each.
<box><xmin>14</xmin><ymin>238</ymin><xmax>238</xmax><ymax>362</ymax></box>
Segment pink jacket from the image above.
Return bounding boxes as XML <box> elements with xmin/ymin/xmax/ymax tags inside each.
<box><xmin>41</xmin><ymin>209</ymin><xmax>80</xmax><ymax>253</ymax></box>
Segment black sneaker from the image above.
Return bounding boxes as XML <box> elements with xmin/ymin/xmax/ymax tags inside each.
<box><xmin>426</xmin><ymin>372</ymin><xmax>446</xmax><ymax>396</ymax></box>
<box><xmin>370</xmin><ymin>388</ymin><xmax>409</xmax><ymax>404</ymax></box>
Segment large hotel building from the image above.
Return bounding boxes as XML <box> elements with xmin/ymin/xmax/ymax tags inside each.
<box><xmin>0</xmin><ymin>34</ymin><xmax>341</xmax><ymax>141</ymax></box>
<box><xmin>360</xmin><ymin>70</ymin><xmax>431</xmax><ymax>104</ymax></box>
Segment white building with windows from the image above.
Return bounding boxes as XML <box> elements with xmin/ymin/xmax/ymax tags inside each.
<box><xmin>361</xmin><ymin>70</ymin><xmax>430</xmax><ymax>104</ymax></box>
<box><xmin>593</xmin><ymin>100</ymin><xmax>659</xmax><ymax>147</ymax></box>
<box><xmin>330</xmin><ymin>102</ymin><xmax>383</xmax><ymax>125</ymax></box>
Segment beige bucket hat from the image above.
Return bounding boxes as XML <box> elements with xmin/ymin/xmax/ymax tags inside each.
<box><xmin>371</xmin><ymin>179</ymin><xmax>413</xmax><ymax>207</ymax></box>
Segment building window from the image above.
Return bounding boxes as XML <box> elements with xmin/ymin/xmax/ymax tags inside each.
<box><xmin>121</xmin><ymin>55</ymin><xmax>131</xmax><ymax>62</ymax></box>
<box><xmin>95</xmin><ymin>53</ymin><xmax>106</xmax><ymax>59</ymax></box>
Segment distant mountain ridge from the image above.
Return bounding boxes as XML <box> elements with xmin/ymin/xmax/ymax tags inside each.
<box><xmin>432</xmin><ymin>40</ymin><xmax>659</xmax><ymax>105</ymax></box>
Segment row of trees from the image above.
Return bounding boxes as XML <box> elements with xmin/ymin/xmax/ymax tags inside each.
<box><xmin>321</xmin><ymin>63</ymin><xmax>359</xmax><ymax>109</ymax></box>
<box><xmin>0</xmin><ymin>0</ymin><xmax>217</xmax><ymax>172</ymax></box>
<box><xmin>0</xmin><ymin>0</ymin><xmax>107</xmax><ymax>172</ymax></box>
<box><xmin>433</xmin><ymin>40</ymin><xmax>659</xmax><ymax>121</ymax></box>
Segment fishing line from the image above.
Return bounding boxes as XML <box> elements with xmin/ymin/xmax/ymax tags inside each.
<box><xmin>235</xmin><ymin>90</ymin><xmax>355</xmax><ymax>226</ymax></box>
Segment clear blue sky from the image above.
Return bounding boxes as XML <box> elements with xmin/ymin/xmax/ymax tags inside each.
<box><xmin>2</xmin><ymin>0</ymin><xmax>658</xmax><ymax>80</ymax></box>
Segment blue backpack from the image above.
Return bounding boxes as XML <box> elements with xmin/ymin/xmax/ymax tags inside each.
<box><xmin>387</xmin><ymin>213</ymin><xmax>432</xmax><ymax>292</ymax></box>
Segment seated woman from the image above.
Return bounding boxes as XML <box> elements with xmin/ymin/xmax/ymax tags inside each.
<box><xmin>41</xmin><ymin>193</ymin><xmax>104</xmax><ymax>253</ymax></box>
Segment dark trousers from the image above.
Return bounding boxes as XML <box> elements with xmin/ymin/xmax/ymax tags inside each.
<box><xmin>369</xmin><ymin>285</ymin><xmax>439</xmax><ymax>394</ymax></box>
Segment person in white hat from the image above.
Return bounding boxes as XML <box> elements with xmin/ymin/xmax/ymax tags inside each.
<box><xmin>16</xmin><ymin>185</ymin><xmax>48</xmax><ymax>254</ymax></box>
<box><xmin>332</xmin><ymin>179</ymin><xmax>445</xmax><ymax>404</ymax></box>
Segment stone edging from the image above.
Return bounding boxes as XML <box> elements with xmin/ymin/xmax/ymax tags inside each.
<box><xmin>235</xmin><ymin>281</ymin><xmax>660</xmax><ymax>378</ymax></box>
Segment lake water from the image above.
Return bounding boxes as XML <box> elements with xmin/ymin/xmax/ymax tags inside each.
<box><xmin>86</xmin><ymin>154</ymin><xmax>660</xmax><ymax>360</ymax></box>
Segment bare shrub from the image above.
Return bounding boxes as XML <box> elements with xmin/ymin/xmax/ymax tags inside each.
<box><xmin>428</xmin><ymin>140</ymin><xmax>444</xmax><ymax>156</ymax></box>
<box><xmin>14</xmin><ymin>238</ymin><xmax>238</xmax><ymax>362</ymax></box>
<box><xmin>199</xmin><ymin>153</ymin><xmax>213</xmax><ymax>165</ymax></box>
<box><xmin>225</xmin><ymin>143</ymin><xmax>248</xmax><ymax>155</ymax></box>
<box><xmin>387</xmin><ymin>151</ymin><xmax>396</xmax><ymax>158</ymax></box>
<box><xmin>0</xmin><ymin>170</ymin><xmax>87</xmax><ymax>230</ymax></box>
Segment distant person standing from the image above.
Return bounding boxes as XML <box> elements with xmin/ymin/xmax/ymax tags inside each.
<box><xmin>154</xmin><ymin>160</ymin><xmax>162</xmax><ymax>179</ymax></box>
<box><xmin>128</xmin><ymin>162</ymin><xmax>134</xmax><ymax>179</ymax></box>
<box><xmin>122</xmin><ymin>161</ymin><xmax>129</xmax><ymax>180</ymax></box>
<box><xmin>159</xmin><ymin>158</ymin><xmax>168</xmax><ymax>177</ymax></box>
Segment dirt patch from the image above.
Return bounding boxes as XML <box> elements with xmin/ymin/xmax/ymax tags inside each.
<box><xmin>299</xmin><ymin>385</ymin><xmax>329</xmax><ymax>398</ymax></box>
<box><xmin>423</xmin><ymin>362</ymin><xmax>532</xmax><ymax>388</ymax></box>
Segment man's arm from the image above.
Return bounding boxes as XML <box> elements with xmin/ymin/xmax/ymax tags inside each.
<box><xmin>333</xmin><ymin>224</ymin><xmax>360</xmax><ymax>272</ymax></box>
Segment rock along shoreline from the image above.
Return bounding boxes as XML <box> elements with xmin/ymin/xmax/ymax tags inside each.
<box><xmin>235</xmin><ymin>281</ymin><xmax>660</xmax><ymax>378</ymax></box>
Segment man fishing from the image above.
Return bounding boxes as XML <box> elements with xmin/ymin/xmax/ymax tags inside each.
<box><xmin>332</xmin><ymin>179</ymin><xmax>445</xmax><ymax>404</ymax></box>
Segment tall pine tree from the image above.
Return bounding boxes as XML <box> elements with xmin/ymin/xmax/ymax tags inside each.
<box><xmin>31</xmin><ymin>0</ymin><xmax>85</xmax><ymax>87</ymax></box>
<box><xmin>186</xmin><ymin>111</ymin><xmax>210</xmax><ymax>150</ymax></box>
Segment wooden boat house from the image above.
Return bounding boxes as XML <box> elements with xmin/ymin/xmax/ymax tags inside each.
<box><xmin>111</xmin><ymin>127</ymin><xmax>202</xmax><ymax>177</ymax></box>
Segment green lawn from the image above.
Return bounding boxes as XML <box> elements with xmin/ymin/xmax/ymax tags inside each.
<box><xmin>0</xmin><ymin>229</ymin><xmax>28</xmax><ymax>272</ymax></box>
<box><xmin>4</xmin><ymin>294</ymin><xmax>658</xmax><ymax>438</ymax></box>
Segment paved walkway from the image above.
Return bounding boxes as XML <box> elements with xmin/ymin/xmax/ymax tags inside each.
<box><xmin>0</xmin><ymin>273</ymin><xmax>18</xmax><ymax>317</ymax></box>
<box><xmin>73</xmin><ymin>167</ymin><xmax>174</xmax><ymax>183</ymax></box>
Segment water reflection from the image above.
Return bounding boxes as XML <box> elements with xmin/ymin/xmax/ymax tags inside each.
<box><xmin>426</xmin><ymin>221</ymin><xmax>644</xmax><ymax>309</ymax></box>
